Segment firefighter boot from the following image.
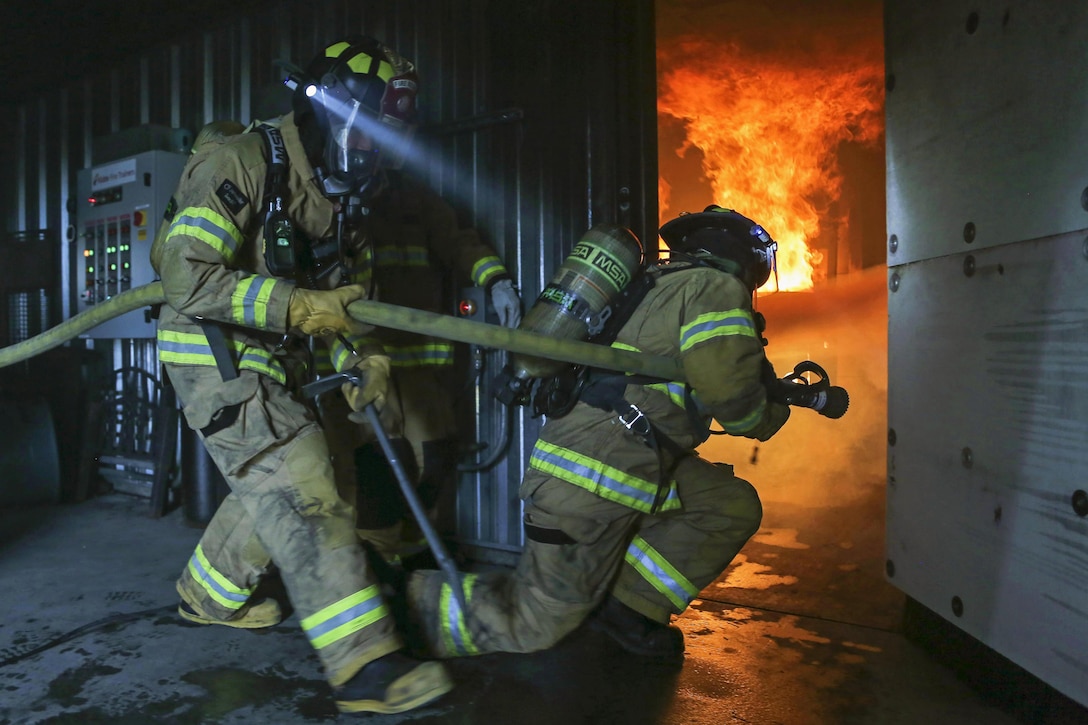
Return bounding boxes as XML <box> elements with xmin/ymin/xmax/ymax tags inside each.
<box><xmin>178</xmin><ymin>597</ymin><xmax>284</xmax><ymax>629</ymax></box>
<box><xmin>590</xmin><ymin>596</ymin><xmax>685</xmax><ymax>665</ymax></box>
<box><xmin>335</xmin><ymin>650</ymin><xmax>453</xmax><ymax>714</ymax></box>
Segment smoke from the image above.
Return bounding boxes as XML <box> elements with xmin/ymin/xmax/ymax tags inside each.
<box><xmin>698</xmin><ymin>266</ymin><xmax>888</xmax><ymax>508</ymax></box>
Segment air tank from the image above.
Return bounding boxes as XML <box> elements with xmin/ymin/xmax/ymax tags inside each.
<box><xmin>510</xmin><ymin>222</ymin><xmax>644</xmax><ymax>381</ymax></box>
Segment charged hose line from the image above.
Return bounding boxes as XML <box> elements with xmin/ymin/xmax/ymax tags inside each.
<box><xmin>0</xmin><ymin>282</ymin><xmax>687</xmax><ymax>382</ymax></box>
<box><xmin>346</xmin><ymin>299</ymin><xmax>686</xmax><ymax>381</ymax></box>
<box><xmin>0</xmin><ymin>282</ymin><xmax>167</xmax><ymax>368</ymax></box>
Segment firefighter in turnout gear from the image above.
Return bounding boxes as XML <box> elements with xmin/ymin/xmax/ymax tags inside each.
<box><xmin>401</xmin><ymin>206</ymin><xmax>789</xmax><ymax>665</ymax></box>
<box><xmin>317</xmin><ymin>174</ymin><xmax>520</xmax><ymax>563</ymax></box>
<box><xmin>154</xmin><ymin>36</ymin><xmax>452</xmax><ymax>714</ymax></box>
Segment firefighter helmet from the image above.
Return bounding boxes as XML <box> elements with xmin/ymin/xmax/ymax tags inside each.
<box><xmin>659</xmin><ymin>205</ymin><xmax>778</xmax><ymax>291</ymax></box>
<box><xmin>292</xmin><ymin>36</ymin><xmax>419</xmax><ymax>197</ymax></box>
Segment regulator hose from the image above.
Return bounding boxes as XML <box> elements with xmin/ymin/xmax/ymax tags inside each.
<box><xmin>0</xmin><ymin>282</ymin><xmax>687</xmax><ymax>381</ymax></box>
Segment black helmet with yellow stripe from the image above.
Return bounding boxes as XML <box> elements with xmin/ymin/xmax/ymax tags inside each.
<box><xmin>293</xmin><ymin>36</ymin><xmax>418</xmax><ymax>197</ymax></box>
<box><xmin>659</xmin><ymin>205</ymin><xmax>778</xmax><ymax>292</ymax></box>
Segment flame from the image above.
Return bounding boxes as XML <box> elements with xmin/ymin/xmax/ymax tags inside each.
<box><xmin>658</xmin><ymin>34</ymin><xmax>884</xmax><ymax>290</ymax></box>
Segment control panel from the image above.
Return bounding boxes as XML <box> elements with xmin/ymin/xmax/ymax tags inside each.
<box><xmin>74</xmin><ymin>150</ymin><xmax>188</xmax><ymax>338</ymax></box>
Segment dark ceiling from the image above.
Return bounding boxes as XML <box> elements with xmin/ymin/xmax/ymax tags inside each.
<box><xmin>0</xmin><ymin>0</ymin><xmax>266</xmax><ymax>104</ymax></box>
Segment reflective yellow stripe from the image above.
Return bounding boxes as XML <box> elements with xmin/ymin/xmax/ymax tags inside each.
<box><xmin>719</xmin><ymin>398</ymin><xmax>767</xmax><ymax>434</ymax></box>
<box><xmin>439</xmin><ymin>574</ymin><xmax>478</xmax><ymax>655</ymax></box>
<box><xmin>301</xmin><ymin>586</ymin><xmax>388</xmax><ymax>650</ymax></box>
<box><xmin>625</xmin><ymin>535</ymin><xmax>698</xmax><ymax>611</ymax></box>
<box><xmin>679</xmin><ymin>309</ymin><xmax>757</xmax><ymax>351</ymax></box>
<box><xmin>188</xmin><ymin>544</ymin><xmax>253</xmax><ymax>610</ymax></box>
<box><xmin>471</xmin><ymin>256</ymin><xmax>507</xmax><ymax>287</ymax></box>
<box><xmin>231</xmin><ymin>275</ymin><xmax>280</xmax><ymax>328</ymax></box>
<box><xmin>166</xmin><ymin>207</ymin><xmax>243</xmax><ymax>262</ymax></box>
<box><xmin>157</xmin><ymin>329</ymin><xmax>286</xmax><ymax>383</ymax></box>
<box><xmin>529</xmin><ymin>439</ymin><xmax>681</xmax><ymax>513</ymax></box>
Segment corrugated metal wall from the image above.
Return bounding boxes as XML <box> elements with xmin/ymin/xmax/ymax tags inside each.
<box><xmin>0</xmin><ymin>0</ymin><xmax>658</xmax><ymax>556</ymax></box>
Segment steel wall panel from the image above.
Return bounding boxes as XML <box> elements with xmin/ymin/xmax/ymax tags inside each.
<box><xmin>886</xmin><ymin>234</ymin><xmax>1088</xmax><ymax>706</ymax></box>
<box><xmin>885</xmin><ymin>1</ymin><xmax>1088</xmax><ymax>267</ymax></box>
<box><xmin>887</xmin><ymin>0</ymin><xmax>1088</xmax><ymax>707</ymax></box>
<box><xmin>0</xmin><ymin>0</ymin><xmax>657</xmax><ymax>557</ymax></box>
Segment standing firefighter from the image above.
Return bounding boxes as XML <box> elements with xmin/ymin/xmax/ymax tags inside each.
<box><xmin>319</xmin><ymin>163</ymin><xmax>521</xmax><ymax>563</ymax></box>
<box><xmin>153</xmin><ymin>36</ymin><xmax>452</xmax><ymax>714</ymax></box>
<box><xmin>402</xmin><ymin>206</ymin><xmax>790</xmax><ymax>664</ymax></box>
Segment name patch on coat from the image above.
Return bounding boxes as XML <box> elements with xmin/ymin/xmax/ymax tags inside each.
<box><xmin>216</xmin><ymin>179</ymin><xmax>249</xmax><ymax>215</ymax></box>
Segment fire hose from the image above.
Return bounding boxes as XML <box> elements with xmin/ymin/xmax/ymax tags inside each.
<box><xmin>0</xmin><ymin>282</ymin><xmax>848</xmax><ymax>583</ymax></box>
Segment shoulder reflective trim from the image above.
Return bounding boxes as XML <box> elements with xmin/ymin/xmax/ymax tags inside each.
<box><xmin>157</xmin><ymin>330</ymin><xmax>286</xmax><ymax>383</ymax></box>
<box><xmin>719</xmin><ymin>398</ymin><xmax>767</xmax><ymax>434</ymax></box>
<box><xmin>471</xmin><ymin>256</ymin><xmax>507</xmax><ymax>287</ymax></box>
<box><xmin>529</xmin><ymin>440</ymin><xmax>681</xmax><ymax>514</ymax></box>
<box><xmin>373</xmin><ymin>245</ymin><xmax>430</xmax><ymax>268</ymax></box>
<box><xmin>188</xmin><ymin>544</ymin><xmax>253</xmax><ymax>611</ymax></box>
<box><xmin>301</xmin><ymin>585</ymin><xmax>389</xmax><ymax>650</ymax></box>
<box><xmin>386</xmin><ymin>343</ymin><xmax>455</xmax><ymax>367</ymax></box>
<box><xmin>167</xmin><ymin>207</ymin><xmax>243</xmax><ymax>263</ymax></box>
<box><xmin>625</xmin><ymin>535</ymin><xmax>699</xmax><ymax>611</ymax></box>
<box><xmin>232</xmin><ymin>275</ymin><xmax>280</xmax><ymax>328</ymax></box>
<box><xmin>440</xmin><ymin>574</ymin><xmax>479</xmax><ymax>656</ymax></box>
<box><xmin>679</xmin><ymin>308</ymin><xmax>757</xmax><ymax>352</ymax></box>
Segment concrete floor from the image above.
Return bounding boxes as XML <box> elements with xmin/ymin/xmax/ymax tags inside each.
<box><xmin>1</xmin><ymin>478</ymin><xmax>1080</xmax><ymax>725</ymax></box>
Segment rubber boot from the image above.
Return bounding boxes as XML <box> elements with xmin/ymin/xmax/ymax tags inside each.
<box><xmin>334</xmin><ymin>650</ymin><xmax>453</xmax><ymax>714</ymax></box>
<box><xmin>590</xmin><ymin>596</ymin><xmax>685</xmax><ymax>665</ymax></box>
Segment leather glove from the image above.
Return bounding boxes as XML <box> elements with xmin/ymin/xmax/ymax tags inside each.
<box><xmin>490</xmin><ymin>279</ymin><xmax>522</xmax><ymax>328</ymax></box>
<box><xmin>342</xmin><ymin>354</ymin><xmax>393</xmax><ymax>424</ymax></box>
<box><xmin>742</xmin><ymin>401</ymin><xmax>791</xmax><ymax>442</ymax></box>
<box><xmin>287</xmin><ymin>284</ymin><xmax>367</xmax><ymax>337</ymax></box>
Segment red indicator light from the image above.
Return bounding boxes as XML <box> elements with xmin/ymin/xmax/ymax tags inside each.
<box><xmin>458</xmin><ymin>299</ymin><xmax>477</xmax><ymax>316</ymax></box>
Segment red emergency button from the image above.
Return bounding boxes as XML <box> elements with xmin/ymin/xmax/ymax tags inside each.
<box><xmin>458</xmin><ymin>299</ymin><xmax>477</xmax><ymax>317</ymax></box>
<box><xmin>134</xmin><ymin>209</ymin><xmax>146</xmax><ymax>226</ymax></box>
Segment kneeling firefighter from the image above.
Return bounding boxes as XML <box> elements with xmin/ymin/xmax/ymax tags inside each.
<box><xmin>155</xmin><ymin>35</ymin><xmax>452</xmax><ymax>714</ymax></box>
<box><xmin>401</xmin><ymin>206</ymin><xmax>791</xmax><ymax>665</ymax></box>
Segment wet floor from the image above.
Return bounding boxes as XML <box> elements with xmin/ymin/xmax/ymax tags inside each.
<box><xmin>0</xmin><ymin>486</ymin><xmax>1072</xmax><ymax>725</ymax></box>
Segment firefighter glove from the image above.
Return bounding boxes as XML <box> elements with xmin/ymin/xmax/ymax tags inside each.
<box><xmin>490</xmin><ymin>279</ymin><xmax>523</xmax><ymax>328</ymax></box>
<box><xmin>287</xmin><ymin>284</ymin><xmax>367</xmax><ymax>337</ymax></box>
<box><xmin>742</xmin><ymin>401</ymin><xmax>791</xmax><ymax>442</ymax></box>
<box><xmin>342</xmin><ymin>354</ymin><xmax>393</xmax><ymax>424</ymax></box>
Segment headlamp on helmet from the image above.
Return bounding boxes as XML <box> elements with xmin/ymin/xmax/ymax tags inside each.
<box><xmin>659</xmin><ymin>205</ymin><xmax>778</xmax><ymax>292</ymax></box>
<box><xmin>291</xmin><ymin>36</ymin><xmax>419</xmax><ymax>197</ymax></box>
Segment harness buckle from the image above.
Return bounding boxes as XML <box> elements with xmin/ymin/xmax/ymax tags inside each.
<box><xmin>618</xmin><ymin>404</ymin><xmax>650</xmax><ymax>437</ymax></box>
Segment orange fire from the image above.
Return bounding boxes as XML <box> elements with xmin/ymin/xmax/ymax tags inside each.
<box><xmin>657</xmin><ymin>34</ymin><xmax>884</xmax><ymax>291</ymax></box>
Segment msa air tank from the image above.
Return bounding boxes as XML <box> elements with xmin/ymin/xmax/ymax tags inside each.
<box><xmin>495</xmin><ymin>223</ymin><xmax>644</xmax><ymax>406</ymax></box>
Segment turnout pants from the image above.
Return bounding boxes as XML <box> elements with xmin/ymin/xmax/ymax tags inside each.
<box><xmin>170</xmin><ymin>367</ymin><xmax>401</xmax><ymax>686</ymax></box>
<box><xmin>405</xmin><ymin>454</ymin><xmax>763</xmax><ymax>657</ymax></box>
<box><xmin>323</xmin><ymin>365</ymin><xmax>462</xmax><ymax>553</ymax></box>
